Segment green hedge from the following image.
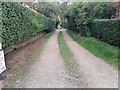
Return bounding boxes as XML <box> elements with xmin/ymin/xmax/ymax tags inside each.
<box><xmin>91</xmin><ymin>19</ymin><xmax>120</xmax><ymax>46</ymax></box>
<box><xmin>1</xmin><ymin>2</ymin><xmax>54</xmax><ymax>48</ymax></box>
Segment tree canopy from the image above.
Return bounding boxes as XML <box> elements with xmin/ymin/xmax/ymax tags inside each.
<box><xmin>64</xmin><ymin>2</ymin><xmax>116</xmax><ymax>36</ymax></box>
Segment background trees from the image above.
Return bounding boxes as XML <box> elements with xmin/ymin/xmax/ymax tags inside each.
<box><xmin>34</xmin><ymin>2</ymin><xmax>61</xmax><ymax>28</ymax></box>
<box><xmin>63</xmin><ymin>2</ymin><xmax>119</xmax><ymax>46</ymax></box>
<box><xmin>64</xmin><ymin>2</ymin><xmax>116</xmax><ymax>36</ymax></box>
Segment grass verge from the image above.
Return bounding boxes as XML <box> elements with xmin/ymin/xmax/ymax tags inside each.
<box><xmin>58</xmin><ymin>31</ymin><xmax>79</xmax><ymax>79</ymax></box>
<box><xmin>3</xmin><ymin>32</ymin><xmax>53</xmax><ymax>88</ymax></box>
<box><xmin>68</xmin><ymin>30</ymin><xmax>119</xmax><ymax>69</ymax></box>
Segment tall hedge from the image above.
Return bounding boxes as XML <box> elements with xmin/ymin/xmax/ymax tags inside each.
<box><xmin>1</xmin><ymin>2</ymin><xmax>54</xmax><ymax>48</ymax></box>
<box><xmin>91</xmin><ymin>19</ymin><xmax>120</xmax><ymax>46</ymax></box>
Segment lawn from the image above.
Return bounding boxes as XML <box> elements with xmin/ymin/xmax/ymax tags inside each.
<box><xmin>68</xmin><ymin>30</ymin><xmax>119</xmax><ymax>69</ymax></box>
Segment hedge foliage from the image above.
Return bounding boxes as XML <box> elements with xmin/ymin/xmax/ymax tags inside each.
<box><xmin>64</xmin><ymin>2</ymin><xmax>116</xmax><ymax>36</ymax></box>
<box><xmin>64</xmin><ymin>2</ymin><xmax>119</xmax><ymax>47</ymax></box>
<box><xmin>61</xmin><ymin>19</ymin><xmax>67</xmax><ymax>29</ymax></box>
<box><xmin>91</xmin><ymin>19</ymin><xmax>120</xmax><ymax>46</ymax></box>
<box><xmin>1</xmin><ymin>2</ymin><xmax>54</xmax><ymax>48</ymax></box>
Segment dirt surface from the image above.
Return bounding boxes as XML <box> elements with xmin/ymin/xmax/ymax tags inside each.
<box><xmin>5</xmin><ymin>33</ymin><xmax>45</xmax><ymax>70</ymax></box>
<box><xmin>16</xmin><ymin>31</ymin><xmax>78</xmax><ymax>88</ymax></box>
<box><xmin>2</xmin><ymin>30</ymin><xmax>118</xmax><ymax>88</ymax></box>
<box><xmin>1</xmin><ymin>33</ymin><xmax>46</xmax><ymax>88</ymax></box>
<box><xmin>62</xmin><ymin>30</ymin><xmax>118</xmax><ymax>88</ymax></box>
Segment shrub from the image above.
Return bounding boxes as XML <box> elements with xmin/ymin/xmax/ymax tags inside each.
<box><xmin>61</xmin><ymin>19</ymin><xmax>68</xmax><ymax>29</ymax></box>
<box><xmin>91</xmin><ymin>19</ymin><xmax>120</xmax><ymax>46</ymax></box>
<box><xmin>1</xmin><ymin>2</ymin><xmax>54</xmax><ymax>48</ymax></box>
<box><xmin>64</xmin><ymin>2</ymin><xmax>116</xmax><ymax>37</ymax></box>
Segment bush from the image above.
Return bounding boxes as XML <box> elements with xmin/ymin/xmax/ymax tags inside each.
<box><xmin>91</xmin><ymin>19</ymin><xmax>120</xmax><ymax>46</ymax></box>
<box><xmin>1</xmin><ymin>2</ymin><xmax>54</xmax><ymax>48</ymax></box>
<box><xmin>61</xmin><ymin>19</ymin><xmax>67</xmax><ymax>29</ymax></box>
<box><xmin>64</xmin><ymin>2</ymin><xmax>116</xmax><ymax>37</ymax></box>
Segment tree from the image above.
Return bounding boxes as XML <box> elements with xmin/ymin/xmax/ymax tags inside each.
<box><xmin>34</xmin><ymin>2</ymin><xmax>61</xmax><ymax>28</ymax></box>
<box><xmin>64</xmin><ymin>2</ymin><xmax>116</xmax><ymax>36</ymax></box>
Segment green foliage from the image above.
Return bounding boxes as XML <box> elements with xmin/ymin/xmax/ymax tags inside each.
<box><xmin>65</xmin><ymin>2</ymin><xmax>94</xmax><ymax>36</ymax></box>
<box><xmin>55</xmin><ymin>18</ymin><xmax>60</xmax><ymax>29</ymax></box>
<box><xmin>92</xmin><ymin>2</ymin><xmax>116</xmax><ymax>19</ymax></box>
<box><xmin>64</xmin><ymin>2</ymin><xmax>118</xmax><ymax>46</ymax></box>
<box><xmin>35</xmin><ymin>2</ymin><xmax>60</xmax><ymax>28</ymax></box>
<box><xmin>1</xmin><ymin>2</ymin><xmax>54</xmax><ymax>48</ymax></box>
<box><xmin>91</xmin><ymin>19</ymin><xmax>120</xmax><ymax>46</ymax></box>
<box><xmin>35</xmin><ymin>2</ymin><xmax>60</xmax><ymax>18</ymax></box>
<box><xmin>68</xmin><ymin>30</ymin><xmax>119</xmax><ymax>68</ymax></box>
<box><xmin>64</xmin><ymin>2</ymin><xmax>116</xmax><ymax>36</ymax></box>
<box><xmin>61</xmin><ymin>19</ymin><xmax>67</xmax><ymax>28</ymax></box>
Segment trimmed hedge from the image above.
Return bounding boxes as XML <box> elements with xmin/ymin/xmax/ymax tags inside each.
<box><xmin>1</xmin><ymin>2</ymin><xmax>54</xmax><ymax>48</ymax></box>
<box><xmin>91</xmin><ymin>19</ymin><xmax>120</xmax><ymax>46</ymax></box>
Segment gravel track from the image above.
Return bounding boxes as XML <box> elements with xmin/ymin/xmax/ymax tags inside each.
<box><xmin>62</xmin><ymin>30</ymin><xmax>118</xmax><ymax>88</ymax></box>
<box><xmin>16</xmin><ymin>30</ymin><xmax>118</xmax><ymax>88</ymax></box>
<box><xmin>16</xmin><ymin>31</ymin><xmax>78</xmax><ymax>88</ymax></box>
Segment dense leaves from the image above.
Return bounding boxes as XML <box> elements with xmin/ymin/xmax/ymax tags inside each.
<box><xmin>91</xmin><ymin>19</ymin><xmax>120</xmax><ymax>46</ymax></box>
<box><xmin>34</xmin><ymin>2</ymin><xmax>60</xmax><ymax>28</ymax></box>
<box><xmin>61</xmin><ymin>18</ymin><xmax>67</xmax><ymax>28</ymax></box>
<box><xmin>63</xmin><ymin>2</ymin><xmax>119</xmax><ymax>46</ymax></box>
<box><xmin>35</xmin><ymin>2</ymin><xmax>60</xmax><ymax>18</ymax></box>
<box><xmin>92</xmin><ymin>2</ymin><xmax>116</xmax><ymax>19</ymax></box>
<box><xmin>65</xmin><ymin>2</ymin><xmax>94</xmax><ymax>36</ymax></box>
<box><xmin>1</xmin><ymin>2</ymin><xmax>54</xmax><ymax>48</ymax></box>
<box><xmin>64</xmin><ymin>2</ymin><xmax>116</xmax><ymax>36</ymax></box>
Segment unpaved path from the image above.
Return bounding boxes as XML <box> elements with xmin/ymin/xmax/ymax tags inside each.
<box><xmin>62</xmin><ymin>30</ymin><xmax>118</xmax><ymax>88</ymax></box>
<box><xmin>16</xmin><ymin>31</ymin><xmax>78</xmax><ymax>88</ymax></box>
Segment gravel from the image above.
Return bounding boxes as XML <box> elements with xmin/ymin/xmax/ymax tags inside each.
<box><xmin>16</xmin><ymin>31</ymin><xmax>78</xmax><ymax>88</ymax></box>
<box><xmin>62</xmin><ymin>30</ymin><xmax>118</xmax><ymax>88</ymax></box>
